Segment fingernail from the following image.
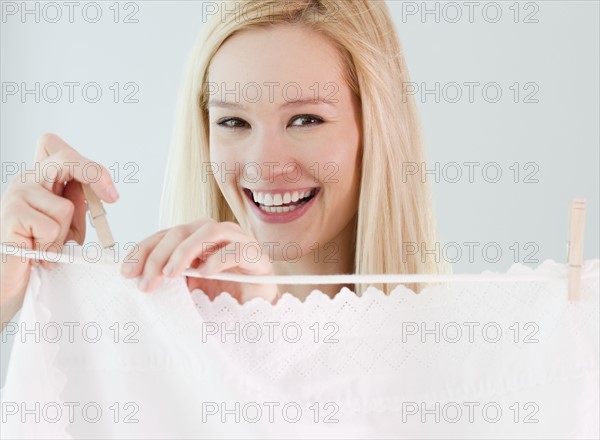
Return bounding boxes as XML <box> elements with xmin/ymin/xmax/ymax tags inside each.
<box><xmin>162</xmin><ymin>261</ymin><xmax>174</xmax><ymax>277</ymax></box>
<box><xmin>107</xmin><ymin>186</ymin><xmax>119</xmax><ymax>201</ymax></box>
<box><xmin>138</xmin><ymin>277</ymin><xmax>148</xmax><ymax>291</ymax></box>
<box><xmin>121</xmin><ymin>264</ymin><xmax>133</xmax><ymax>277</ymax></box>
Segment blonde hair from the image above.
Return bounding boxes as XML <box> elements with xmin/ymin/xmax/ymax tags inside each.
<box><xmin>160</xmin><ymin>0</ymin><xmax>447</xmax><ymax>293</ymax></box>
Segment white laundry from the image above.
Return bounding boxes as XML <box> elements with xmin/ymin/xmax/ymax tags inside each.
<box><xmin>1</xmin><ymin>258</ymin><xmax>598</xmax><ymax>439</ymax></box>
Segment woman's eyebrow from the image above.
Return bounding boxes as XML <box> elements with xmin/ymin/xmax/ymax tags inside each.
<box><xmin>207</xmin><ymin>97</ymin><xmax>338</xmax><ymax>111</ymax></box>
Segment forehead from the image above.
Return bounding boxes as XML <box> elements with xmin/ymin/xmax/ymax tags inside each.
<box><xmin>207</xmin><ymin>24</ymin><xmax>346</xmax><ymax>102</ymax></box>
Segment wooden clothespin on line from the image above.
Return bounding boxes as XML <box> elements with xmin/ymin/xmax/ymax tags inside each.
<box><xmin>81</xmin><ymin>183</ymin><xmax>115</xmax><ymax>249</ymax></box>
<box><xmin>567</xmin><ymin>198</ymin><xmax>586</xmax><ymax>302</ymax></box>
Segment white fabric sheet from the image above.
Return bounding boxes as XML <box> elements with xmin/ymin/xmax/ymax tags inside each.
<box><xmin>1</xmin><ymin>258</ymin><xmax>599</xmax><ymax>439</ymax></box>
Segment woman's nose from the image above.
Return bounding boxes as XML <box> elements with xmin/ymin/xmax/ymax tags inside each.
<box><xmin>243</xmin><ymin>130</ymin><xmax>297</xmax><ymax>184</ymax></box>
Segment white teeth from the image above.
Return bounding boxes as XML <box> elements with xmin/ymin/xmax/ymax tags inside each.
<box><xmin>249</xmin><ymin>188</ymin><xmax>317</xmax><ymax>210</ymax></box>
<box><xmin>259</xmin><ymin>202</ymin><xmax>306</xmax><ymax>213</ymax></box>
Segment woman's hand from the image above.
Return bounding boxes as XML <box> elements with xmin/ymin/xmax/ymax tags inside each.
<box><xmin>0</xmin><ymin>133</ymin><xmax>119</xmax><ymax>328</ymax></box>
<box><xmin>120</xmin><ymin>219</ymin><xmax>279</xmax><ymax>304</ymax></box>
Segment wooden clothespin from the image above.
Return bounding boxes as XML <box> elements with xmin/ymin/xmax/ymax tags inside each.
<box><xmin>567</xmin><ymin>198</ymin><xmax>586</xmax><ymax>301</ymax></box>
<box><xmin>81</xmin><ymin>183</ymin><xmax>115</xmax><ymax>249</ymax></box>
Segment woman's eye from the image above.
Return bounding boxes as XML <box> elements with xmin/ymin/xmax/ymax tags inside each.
<box><xmin>216</xmin><ymin>118</ymin><xmax>248</xmax><ymax>130</ymax></box>
<box><xmin>289</xmin><ymin>115</ymin><xmax>324</xmax><ymax>128</ymax></box>
<box><xmin>215</xmin><ymin>115</ymin><xmax>323</xmax><ymax>130</ymax></box>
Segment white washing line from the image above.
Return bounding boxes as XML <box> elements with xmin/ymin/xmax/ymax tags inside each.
<box><xmin>0</xmin><ymin>244</ymin><xmax>591</xmax><ymax>285</ymax></box>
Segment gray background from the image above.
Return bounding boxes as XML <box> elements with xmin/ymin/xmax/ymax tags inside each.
<box><xmin>1</xmin><ymin>1</ymin><xmax>598</xmax><ymax>386</ymax></box>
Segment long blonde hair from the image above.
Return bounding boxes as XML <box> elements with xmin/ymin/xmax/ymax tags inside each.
<box><xmin>160</xmin><ymin>0</ymin><xmax>446</xmax><ymax>293</ymax></box>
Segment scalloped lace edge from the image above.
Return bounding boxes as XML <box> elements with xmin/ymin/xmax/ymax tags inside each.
<box><xmin>190</xmin><ymin>258</ymin><xmax>600</xmax><ymax>307</ymax></box>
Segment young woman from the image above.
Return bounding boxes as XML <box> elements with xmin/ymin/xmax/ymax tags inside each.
<box><xmin>0</xmin><ymin>0</ymin><xmax>442</xmax><ymax>325</ymax></box>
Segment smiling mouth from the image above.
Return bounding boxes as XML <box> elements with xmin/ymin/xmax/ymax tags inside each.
<box><xmin>243</xmin><ymin>188</ymin><xmax>320</xmax><ymax>213</ymax></box>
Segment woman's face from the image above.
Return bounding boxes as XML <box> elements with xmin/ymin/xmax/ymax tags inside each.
<box><xmin>207</xmin><ymin>24</ymin><xmax>362</xmax><ymax>261</ymax></box>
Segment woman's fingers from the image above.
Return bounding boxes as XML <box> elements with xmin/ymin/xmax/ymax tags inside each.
<box><xmin>3</xmin><ymin>187</ymin><xmax>80</xmax><ymax>272</ymax></box>
<box><xmin>199</xmin><ymin>242</ymin><xmax>278</xmax><ymax>303</ymax></box>
<box><xmin>2</xmin><ymin>198</ymin><xmax>63</xmax><ymax>248</ymax></box>
<box><xmin>120</xmin><ymin>231</ymin><xmax>165</xmax><ymax>281</ymax></box>
<box><xmin>185</xmin><ymin>223</ymin><xmax>277</xmax><ymax>303</ymax></box>
<box><xmin>120</xmin><ymin>220</ymin><xmax>214</xmax><ymax>291</ymax></box>
<box><xmin>0</xmin><ymin>195</ymin><xmax>63</xmax><ymax>280</ymax></box>
<box><xmin>201</xmin><ymin>241</ymin><xmax>273</xmax><ymax>277</ymax></box>
<box><xmin>1</xmin><ymin>133</ymin><xmax>121</xmax><ymax>327</ymax></box>
<box><xmin>34</xmin><ymin>133</ymin><xmax>119</xmax><ymax>203</ymax></box>
<box><xmin>120</xmin><ymin>219</ymin><xmax>278</xmax><ymax>303</ymax></box>
<box><xmin>138</xmin><ymin>227</ymin><xmax>198</xmax><ymax>292</ymax></box>
<box><xmin>19</xmin><ymin>186</ymin><xmax>76</xmax><ymax>246</ymax></box>
<box><xmin>164</xmin><ymin>222</ymin><xmax>250</xmax><ymax>278</ymax></box>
